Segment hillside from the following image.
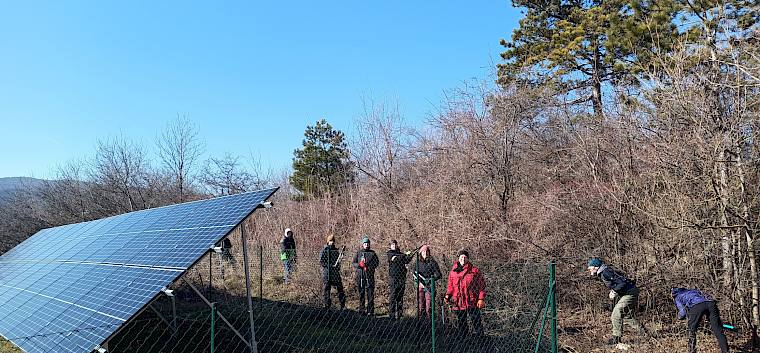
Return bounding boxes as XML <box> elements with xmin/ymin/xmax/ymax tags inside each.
<box><xmin>0</xmin><ymin>177</ymin><xmax>45</xmax><ymax>201</ymax></box>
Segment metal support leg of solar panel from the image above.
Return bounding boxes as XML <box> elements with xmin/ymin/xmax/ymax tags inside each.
<box><xmin>0</xmin><ymin>188</ymin><xmax>278</xmax><ymax>353</ymax></box>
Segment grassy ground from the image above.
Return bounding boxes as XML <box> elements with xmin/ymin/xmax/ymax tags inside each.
<box><xmin>107</xmin><ymin>295</ymin><xmax>547</xmax><ymax>353</ymax></box>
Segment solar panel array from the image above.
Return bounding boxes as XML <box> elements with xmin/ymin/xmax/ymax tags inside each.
<box><xmin>0</xmin><ymin>188</ymin><xmax>278</xmax><ymax>353</ymax></box>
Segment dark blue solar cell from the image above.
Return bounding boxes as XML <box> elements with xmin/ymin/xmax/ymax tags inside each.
<box><xmin>0</xmin><ymin>188</ymin><xmax>278</xmax><ymax>353</ymax></box>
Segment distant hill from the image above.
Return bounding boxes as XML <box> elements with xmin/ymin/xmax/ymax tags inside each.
<box><xmin>0</xmin><ymin>177</ymin><xmax>46</xmax><ymax>201</ymax></box>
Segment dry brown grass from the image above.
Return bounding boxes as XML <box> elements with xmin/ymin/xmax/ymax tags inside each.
<box><xmin>559</xmin><ymin>311</ymin><xmax>752</xmax><ymax>352</ymax></box>
<box><xmin>0</xmin><ymin>337</ymin><xmax>22</xmax><ymax>353</ymax></box>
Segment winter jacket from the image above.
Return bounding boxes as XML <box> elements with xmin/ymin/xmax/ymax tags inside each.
<box><xmin>353</xmin><ymin>248</ymin><xmax>380</xmax><ymax>287</ymax></box>
<box><xmin>387</xmin><ymin>249</ymin><xmax>413</xmax><ymax>286</ymax></box>
<box><xmin>280</xmin><ymin>235</ymin><xmax>296</xmax><ymax>261</ymax></box>
<box><xmin>445</xmin><ymin>262</ymin><xmax>486</xmax><ymax>311</ymax></box>
<box><xmin>672</xmin><ymin>288</ymin><xmax>714</xmax><ymax>320</ymax></box>
<box><xmin>414</xmin><ymin>257</ymin><xmax>443</xmax><ymax>287</ymax></box>
<box><xmin>595</xmin><ymin>264</ymin><xmax>636</xmax><ymax>294</ymax></box>
<box><xmin>319</xmin><ymin>245</ymin><xmax>342</xmax><ymax>283</ymax></box>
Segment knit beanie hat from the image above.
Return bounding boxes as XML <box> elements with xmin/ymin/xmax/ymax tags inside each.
<box><xmin>361</xmin><ymin>236</ymin><xmax>370</xmax><ymax>244</ymax></box>
<box><xmin>457</xmin><ymin>249</ymin><xmax>470</xmax><ymax>258</ymax></box>
<box><xmin>587</xmin><ymin>258</ymin><xmax>603</xmax><ymax>267</ymax></box>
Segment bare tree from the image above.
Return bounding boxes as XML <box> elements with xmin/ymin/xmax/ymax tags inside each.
<box><xmin>156</xmin><ymin>115</ymin><xmax>205</xmax><ymax>202</ymax></box>
<box><xmin>201</xmin><ymin>153</ymin><xmax>264</xmax><ymax>196</ymax></box>
<box><xmin>92</xmin><ymin>135</ymin><xmax>152</xmax><ymax>213</ymax></box>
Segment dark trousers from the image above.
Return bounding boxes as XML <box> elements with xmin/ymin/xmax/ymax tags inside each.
<box><xmin>323</xmin><ymin>280</ymin><xmax>346</xmax><ymax>309</ymax></box>
<box><xmin>388</xmin><ymin>283</ymin><xmax>405</xmax><ymax>319</ymax></box>
<box><xmin>455</xmin><ymin>308</ymin><xmax>483</xmax><ymax>336</ymax></box>
<box><xmin>358</xmin><ymin>284</ymin><xmax>375</xmax><ymax>314</ymax></box>
<box><xmin>687</xmin><ymin>301</ymin><xmax>729</xmax><ymax>353</ymax></box>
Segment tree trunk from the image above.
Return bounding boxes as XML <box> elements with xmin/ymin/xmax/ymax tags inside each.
<box><xmin>716</xmin><ymin>148</ymin><xmax>733</xmax><ymax>290</ymax></box>
<box><xmin>735</xmin><ymin>135</ymin><xmax>759</xmax><ymax>326</ymax></box>
<box><xmin>591</xmin><ymin>36</ymin><xmax>604</xmax><ymax>118</ymax></box>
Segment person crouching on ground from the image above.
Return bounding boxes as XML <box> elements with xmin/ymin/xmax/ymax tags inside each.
<box><xmin>671</xmin><ymin>287</ymin><xmax>730</xmax><ymax>353</ymax></box>
<box><xmin>587</xmin><ymin>258</ymin><xmax>647</xmax><ymax>345</ymax></box>
<box><xmin>445</xmin><ymin>250</ymin><xmax>485</xmax><ymax>336</ymax></box>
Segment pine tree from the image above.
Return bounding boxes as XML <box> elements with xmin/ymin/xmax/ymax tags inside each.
<box><xmin>290</xmin><ymin>119</ymin><xmax>354</xmax><ymax>197</ymax></box>
<box><xmin>498</xmin><ymin>0</ymin><xmax>680</xmax><ymax>116</ymax></box>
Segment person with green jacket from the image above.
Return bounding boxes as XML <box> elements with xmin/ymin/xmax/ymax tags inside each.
<box><xmin>279</xmin><ymin>228</ymin><xmax>296</xmax><ymax>283</ymax></box>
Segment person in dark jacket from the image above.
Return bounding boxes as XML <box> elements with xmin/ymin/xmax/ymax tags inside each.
<box><xmin>220</xmin><ymin>237</ymin><xmax>234</xmax><ymax>263</ymax></box>
<box><xmin>587</xmin><ymin>258</ymin><xmax>646</xmax><ymax>345</ymax></box>
<box><xmin>671</xmin><ymin>288</ymin><xmax>729</xmax><ymax>353</ymax></box>
<box><xmin>319</xmin><ymin>234</ymin><xmax>345</xmax><ymax>310</ymax></box>
<box><xmin>445</xmin><ymin>250</ymin><xmax>486</xmax><ymax>336</ymax></box>
<box><xmin>279</xmin><ymin>228</ymin><xmax>297</xmax><ymax>283</ymax></box>
<box><xmin>414</xmin><ymin>245</ymin><xmax>442</xmax><ymax>319</ymax></box>
<box><xmin>387</xmin><ymin>240</ymin><xmax>414</xmax><ymax>319</ymax></box>
<box><xmin>353</xmin><ymin>236</ymin><xmax>380</xmax><ymax>315</ymax></box>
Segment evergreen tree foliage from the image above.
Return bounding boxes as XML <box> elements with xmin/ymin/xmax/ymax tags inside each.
<box><xmin>498</xmin><ymin>0</ymin><xmax>681</xmax><ymax>116</ymax></box>
<box><xmin>290</xmin><ymin>119</ymin><xmax>354</xmax><ymax>197</ymax></box>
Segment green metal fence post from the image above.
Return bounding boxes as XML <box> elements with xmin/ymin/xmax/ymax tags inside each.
<box><xmin>431</xmin><ymin>277</ymin><xmax>436</xmax><ymax>353</ymax></box>
<box><xmin>210</xmin><ymin>302</ymin><xmax>216</xmax><ymax>353</ymax></box>
<box><xmin>533</xmin><ymin>289</ymin><xmax>551</xmax><ymax>353</ymax></box>
<box><xmin>550</xmin><ymin>262</ymin><xmax>558</xmax><ymax>353</ymax></box>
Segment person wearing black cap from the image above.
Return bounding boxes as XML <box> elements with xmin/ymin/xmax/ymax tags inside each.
<box><xmin>387</xmin><ymin>240</ymin><xmax>414</xmax><ymax>319</ymax></box>
<box><xmin>445</xmin><ymin>250</ymin><xmax>486</xmax><ymax>336</ymax></box>
<box><xmin>353</xmin><ymin>236</ymin><xmax>380</xmax><ymax>315</ymax></box>
<box><xmin>587</xmin><ymin>258</ymin><xmax>646</xmax><ymax>345</ymax></box>
<box><xmin>319</xmin><ymin>234</ymin><xmax>345</xmax><ymax>310</ymax></box>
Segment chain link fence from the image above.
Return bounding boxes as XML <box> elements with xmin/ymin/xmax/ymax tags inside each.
<box><xmin>97</xmin><ymin>237</ymin><xmax>558</xmax><ymax>353</ymax></box>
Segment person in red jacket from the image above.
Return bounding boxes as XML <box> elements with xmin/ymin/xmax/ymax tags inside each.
<box><xmin>445</xmin><ymin>250</ymin><xmax>486</xmax><ymax>336</ymax></box>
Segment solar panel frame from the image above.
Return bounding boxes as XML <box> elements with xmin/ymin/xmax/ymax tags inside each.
<box><xmin>0</xmin><ymin>187</ymin><xmax>278</xmax><ymax>353</ymax></box>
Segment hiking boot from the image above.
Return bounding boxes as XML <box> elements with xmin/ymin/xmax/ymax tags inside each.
<box><xmin>607</xmin><ymin>336</ymin><xmax>621</xmax><ymax>345</ymax></box>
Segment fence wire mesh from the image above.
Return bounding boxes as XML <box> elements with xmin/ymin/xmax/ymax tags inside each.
<box><xmin>95</xmin><ymin>238</ymin><xmax>557</xmax><ymax>353</ymax></box>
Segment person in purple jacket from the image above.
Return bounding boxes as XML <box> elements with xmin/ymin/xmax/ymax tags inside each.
<box><xmin>671</xmin><ymin>288</ymin><xmax>729</xmax><ymax>353</ymax></box>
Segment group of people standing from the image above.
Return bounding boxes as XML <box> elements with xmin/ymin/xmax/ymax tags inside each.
<box><xmin>279</xmin><ymin>228</ymin><xmax>487</xmax><ymax>336</ymax></box>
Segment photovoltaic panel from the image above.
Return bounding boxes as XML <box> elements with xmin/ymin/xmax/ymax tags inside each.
<box><xmin>0</xmin><ymin>187</ymin><xmax>278</xmax><ymax>353</ymax></box>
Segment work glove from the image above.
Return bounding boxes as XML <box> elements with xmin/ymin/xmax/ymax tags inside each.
<box><xmin>477</xmin><ymin>299</ymin><xmax>485</xmax><ymax>309</ymax></box>
<box><xmin>391</xmin><ymin>255</ymin><xmax>398</xmax><ymax>262</ymax></box>
<box><xmin>404</xmin><ymin>251</ymin><xmax>412</xmax><ymax>256</ymax></box>
<box><xmin>609</xmin><ymin>290</ymin><xmax>617</xmax><ymax>300</ymax></box>
<box><xmin>359</xmin><ymin>259</ymin><xmax>366</xmax><ymax>269</ymax></box>
<box><xmin>444</xmin><ymin>295</ymin><xmax>451</xmax><ymax>304</ymax></box>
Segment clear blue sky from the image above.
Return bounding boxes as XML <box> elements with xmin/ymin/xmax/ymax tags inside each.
<box><xmin>0</xmin><ymin>1</ymin><xmax>520</xmax><ymax>179</ymax></box>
